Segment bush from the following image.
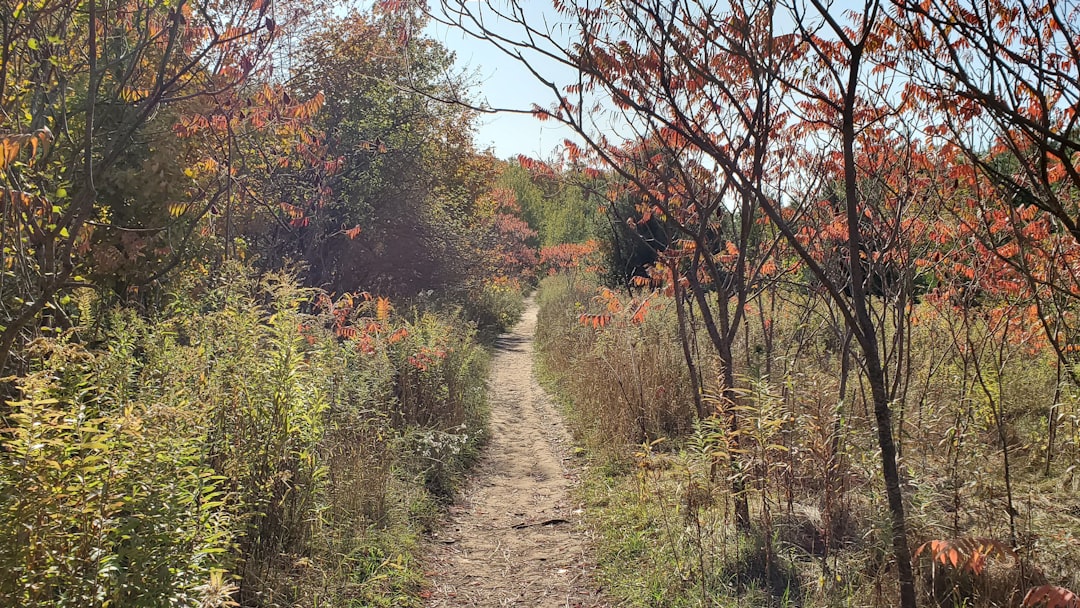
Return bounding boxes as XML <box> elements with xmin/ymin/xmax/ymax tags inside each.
<box><xmin>459</xmin><ymin>279</ymin><xmax>527</xmax><ymax>338</ymax></box>
<box><xmin>0</xmin><ymin>360</ymin><xmax>231</xmax><ymax>608</ymax></box>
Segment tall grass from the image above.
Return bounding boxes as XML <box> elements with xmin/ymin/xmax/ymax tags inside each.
<box><xmin>535</xmin><ymin>274</ymin><xmax>697</xmax><ymax>455</ymax></box>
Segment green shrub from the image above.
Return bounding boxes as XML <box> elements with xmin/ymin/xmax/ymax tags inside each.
<box><xmin>0</xmin><ymin>342</ymin><xmax>232</xmax><ymax>608</ymax></box>
<box><xmin>459</xmin><ymin>279</ymin><xmax>526</xmax><ymax>338</ymax></box>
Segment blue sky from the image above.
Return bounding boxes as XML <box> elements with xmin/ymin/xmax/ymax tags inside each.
<box><xmin>423</xmin><ymin>5</ymin><xmax>581</xmax><ymax>161</ymax></box>
<box><xmin>421</xmin><ymin>1</ymin><xmax>864</xmax><ymax>161</ymax></box>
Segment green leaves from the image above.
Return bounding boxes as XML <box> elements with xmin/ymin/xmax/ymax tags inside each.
<box><xmin>0</xmin><ymin>384</ymin><xmax>229</xmax><ymax>607</ymax></box>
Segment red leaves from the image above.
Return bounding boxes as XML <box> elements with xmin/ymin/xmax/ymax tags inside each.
<box><xmin>578</xmin><ymin>279</ymin><xmax>665</xmax><ymax>330</ymax></box>
<box><xmin>517</xmin><ymin>155</ymin><xmax>555</xmax><ymax>177</ymax></box>
<box><xmin>539</xmin><ymin>241</ymin><xmax>600</xmax><ymax>275</ymax></box>
<box><xmin>1023</xmin><ymin>585</ymin><xmax>1080</xmax><ymax>608</ymax></box>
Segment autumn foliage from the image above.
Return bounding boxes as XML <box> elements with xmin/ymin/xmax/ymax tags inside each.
<box><xmin>437</xmin><ymin>0</ymin><xmax>1080</xmax><ymax>604</ymax></box>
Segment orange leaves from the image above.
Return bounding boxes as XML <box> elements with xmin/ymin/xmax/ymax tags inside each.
<box><xmin>657</xmin><ymin>126</ymin><xmax>688</xmax><ymax>149</ymax></box>
<box><xmin>357</xmin><ymin>139</ymin><xmax>388</xmax><ymax>154</ymax></box>
<box><xmin>517</xmin><ymin>155</ymin><xmax>555</xmax><ymax>177</ymax></box>
<box><xmin>631</xmin><ymin>274</ymin><xmax>660</xmax><ymax>288</ymax></box>
<box><xmin>914</xmin><ymin>537</ymin><xmax>1015</xmax><ymax>576</ymax></box>
<box><xmin>578</xmin><ymin>313</ymin><xmax>613</xmax><ymax>328</ymax></box>
<box><xmin>0</xmin><ymin>128</ymin><xmax>53</xmax><ymax>169</ymax></box>
<box><xmin>578</xmin><ymin>275</ymin><xmax>667</xmax><ymax>330</ymax></box>
<box><xmin>539</xmin><ymin>241</ymin><xmax>600</xmax><ymax>274</ymax></box>
<box><xmin>387</xmin><ymin>327</ymin><xmax>409</xmax><ymax>345</ymax></box>
<box><xmin>175</xmin><ymin>86</ymin><xmax>324</xmax><ymax>141</ymax></box>
<box><xmin>530</xmin><ymin>104</ymin><xmax>552</xmax><ymax>122</ymax></box>
<box><xmin>1023</xmin><ymin>585</ymin><xmax>1080</xmax><ymax>608</ymax></box>
<box><xmin>719</xmin><ymin>241</ymin><xmax>740</xmax><ymax>264</ymax></box>
<box><xmin>952</xmin><ymin>262</ymin><xmax>976</xmax><ymax>281</ymax></box>
<box><xmin>315</xmin><ymin>291</ymin><xmax>414</xmax><ymax>357</ymax></box>
<box><xmin>563</xmin><ymin>140</ymin><xmax>585</xmax><ymax>163</ymax></box>
<box><xmin>375</xmin><ymin>297</ymin><xmax>392</xmax><ymax>323</ymax></box>
<box><xmin>629</xmin><ymin>300</ymin><xmax>651</xmax><ymax>325</ymax></box>
<box><xmin>598</xmin><ymin>287</ymin><xmax>627</xmax><ymax>314</ymax></box>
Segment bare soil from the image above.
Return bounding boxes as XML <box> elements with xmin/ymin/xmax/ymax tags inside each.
<box><xmin>424</xmin><ymin>300</ymin><xmax>609</xmax><ymax>608</ymax></box>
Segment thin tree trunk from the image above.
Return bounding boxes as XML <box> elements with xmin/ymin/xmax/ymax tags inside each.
<box><xmin>671</xmin><ymin>262</ymin><xmax>705</xmax><ymax>419</ymax></box>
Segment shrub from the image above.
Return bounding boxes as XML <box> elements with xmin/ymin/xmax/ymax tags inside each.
<box><xmin>459</xmin><ymin>279</ymin><xmax>527</xmax><ymax>338</ymax></box>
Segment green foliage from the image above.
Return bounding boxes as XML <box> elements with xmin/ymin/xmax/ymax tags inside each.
<box><xmin>0</xmin><ymin>366</ymin><xmax>229</xmax><ymax>607</ymax></box>
<box><xmin>0</xmin><ymin>265</ymin><xmax>490</xmax><ymax>607</ymax></box>
<box><xmin>458</xmin><ymin>280</ymin><xmax>527</xmax><ymax>339</ymax></box>
<box><xmin>497</xmin><ymin>162</ymin><xmax>600</xmax><ymax>247</ymax></box>
<box><xmin>576</xmin><ymin>434</ymin><xmax>801</xmax><ymax>608</ymax></box>
<box><xmin>266</xmin><ymin>10</ymin><xmax>485</xmax><ymax>297</ymax></box>
<box><xmin>390</xmin><ymin>310</ymin><xmax>490</xmax><ymax>498</ymax></box>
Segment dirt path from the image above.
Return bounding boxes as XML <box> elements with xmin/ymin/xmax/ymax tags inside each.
<box><xmin>424</xmin><ymin>300</ymin><xmax>608</xmax><ymax>608</ymax></box>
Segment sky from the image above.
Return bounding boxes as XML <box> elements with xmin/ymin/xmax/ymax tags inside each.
<box><xmin>423</xmin><ymin>4</ymin><xmax>581</xmax><ymax>161</ymax></box>
<box><xmin>420</xmin><ymin>1</ymin><xmax>863</xmax><ymax>161</ymax></box>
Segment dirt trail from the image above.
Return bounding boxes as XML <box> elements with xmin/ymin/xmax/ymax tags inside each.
<box><xmin>424</xmin><ymin>300</ymin><xmax>608</xmax><ymax>608</ymax></box>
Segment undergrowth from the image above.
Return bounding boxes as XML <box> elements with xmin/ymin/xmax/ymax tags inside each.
<box><xmin>0</xmin><ymin>264</ymin><xmax>499</xmax><ymax>607</ymax></box>
<box><xmin>536</xmin><ymin>273</ymin><xmax>1080</xmax><ymax>608</ymax></box>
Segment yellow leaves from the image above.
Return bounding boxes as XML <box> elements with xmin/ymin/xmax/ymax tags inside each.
<box><xmin>120</xmin><ymin>87</ymin><xmax>151</xmax><ymax>102</ymax></box>
<box><xmin>357</xmin><ymin>139</ymin><xmax>388</xmax><ymax>154</ymax></box>
<box><xmin>375</xmin><ymin>297</ymin><xmax>392</xmax><ymax>323</ymax></box>
<box><xmin>195</xmin><ymin>570</ymin><xmax>240</xmax><ymax>608</ymax></box>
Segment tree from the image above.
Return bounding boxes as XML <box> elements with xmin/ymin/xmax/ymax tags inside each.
<box><xmin>894</xmin><ymin>0</ymin><xmax>1080</xmax><ymax>474</ymax></box>
<box><xmin>257</xmin><ymin>8</ymin><xmax>484</xmax><ymax>297</ymax></box>
<box><xmin>0</xmin><ymin>0</ymin><xmax>279</xmax><ymax>376</ymax></box>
